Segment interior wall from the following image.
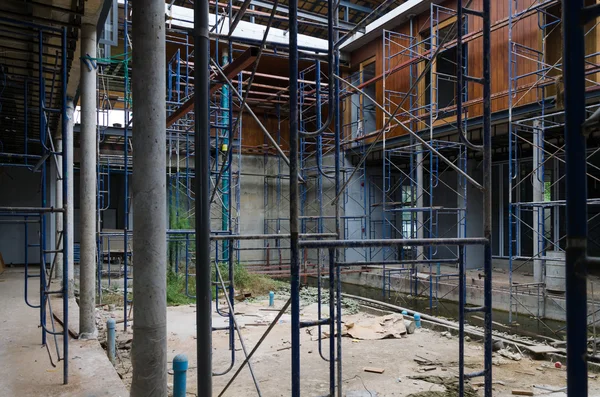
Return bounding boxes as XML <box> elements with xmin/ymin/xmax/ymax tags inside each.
<box><xmin>0</xmin><ymin>167</ymin><xmax>45</xmax><ymax>264</ymax></box>
<box><xmin>237</xmin><ymin>154</ymin><xmax>272</xmax><ymax>265</ymax></box>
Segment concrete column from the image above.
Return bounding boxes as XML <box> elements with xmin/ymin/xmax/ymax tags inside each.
<box><xmin>55</xmin><ymin>138</ymin><xmax>63</xmax><ymax>280</ymax></box>
<box><xmin>130</xmin><ymin>0</ymin><xmax>167</xmax><ymax>394</ymax></box>
<box><xmin>79</xmin><ymin>23</ymin><xmax>97</xmax><ymax>338</ymax></box>
<box><xmin>66</xmin><ymin>100</ymin><xmax>75</xmax><ymax>296</ymax></box>
<box><xmin>532</xmin><ymin>120</ymin><xmax>544</xmax><ymax>283</ymax></box>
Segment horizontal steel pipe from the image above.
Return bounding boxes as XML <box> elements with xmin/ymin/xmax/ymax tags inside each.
<box><xmin>0</xmin><ymin>206</ymin><xmax>64</xmax><ymax>213</ymax></box>
<box><xmin>299</xmin><ymin>238</ymin><xmax>489</xmax><ymax>249</ymax></box>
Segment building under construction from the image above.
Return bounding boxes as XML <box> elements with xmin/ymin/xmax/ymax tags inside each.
<box><xmin>0</xmin><ymin>0</ymin><xmax>599</xmax><ymax>396</ymax></box>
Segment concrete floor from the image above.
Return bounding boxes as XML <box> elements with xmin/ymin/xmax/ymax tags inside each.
<box><xmin>0</xmin><ymin>267</ymin><xmax>127</xmax><ymax>396</ymax></box>
<box><xmin>97</xmin><ymin>296</ymin><xmax>600</xmax><ymax>396</ymax></box>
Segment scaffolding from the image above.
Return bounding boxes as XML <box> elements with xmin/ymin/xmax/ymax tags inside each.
<box><xmin>364</xmin><ymin>4</ymin><xmax>470</xmax><ymax>309</ymax></box>
<box><xmin>0</xmin><ymin>18</ymin><xmax>71</xmax><ymax>384</ymax></box>
<box><xmin>506</xmin><ymin>0</ymin><xmax>600</xmax><ymax>330</ymax></box>
<box><xmin>0</xmin><ymin>0</ymin><xmax>507</xmax><ymax>394</ymax></box>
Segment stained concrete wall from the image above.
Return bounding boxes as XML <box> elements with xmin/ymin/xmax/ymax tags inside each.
<box><xmin>237</xmin><ymin>155</ymin><xmax>274</xmax><ymax>265</ymax></box>
<box><xmin>338</xmin><ymin>270</ymin><xmax>585</xmax><ymax>322</ymax></box>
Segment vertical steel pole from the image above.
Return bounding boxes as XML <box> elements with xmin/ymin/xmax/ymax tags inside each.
<box><xmin>458</xmin><ymin>245</ymin><xmax>465</xmax><ymax>396</ymax></box>
<box><xmin>123</xmin><ymin>0</ymin><xmax>131</xmax><ymax>332</ymax></box>
<box><xmin>195</xmin><ymin>0</ymin><xmax>213</xmax><ymax>395</ymax></box>
<box><xmin>289</xmin><ymin>0</ymin><xmax>301</xmax><ymax>395</ymax></box>
<box><xmin>54</xmin><ymin>137</ymin><xmax>63</xmax><ymax>281</ymax></box>
<box><xmin>130</xmin><ymin>0</ymin><xmax>168</xmax><ymax>393</ymax></box>
<box><xmin>66</xmin><ymin>99</ymin><xmax>74</xmax><ymax>297</ymax></box>
<box><xmin>61</xmin><ymin>27</ymin><xmax>69</xmax><ymax>385</ymax></box>
<box><xmin>329</xmin><ymin>248</ymin><xmax>335</xmax><ymax>397</ymax></box>
<box><xmin>563</xmin><ymin>1</ymin><xmax>588</xmax><ymax>395</ymax></box>
<box><xmin>333</xmin><ymin>5</ymin><xmax>342</xmax><ymax>394</ymax></box>
<box><xmin>482</xmin><ymin>1</ymin><xmax>493</xmax><ymax>395</ymax></box>
<box><xmin>38</xmin><ymin>30</ymin><xmax>46</xmax><ymax>347</ymax></box>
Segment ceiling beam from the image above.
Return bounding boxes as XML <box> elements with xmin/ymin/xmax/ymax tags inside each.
<box><xmin>339</xmin><ymin>1</ymin><xmax>372</xmax><ymax>14</ymax></box>
<box><xmin>236</xmin><ymin>0</ymin><xmax>356</xmax><ymax>31</ymax></box>
<box><xmin>166</xmin><ymin>46</ymin><xmax>259</xmax><ymax>128</ymax></box>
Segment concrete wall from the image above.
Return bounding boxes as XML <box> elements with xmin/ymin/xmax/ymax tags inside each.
<box><xmin>237</xmin><ymin>155</ymin><xmax>272</xmax><ymax>265</ymax></box>
<box><xmin>338</xmin><ymin>270</ymin><xmax>586</xmax><ymax>323</ymax></box>
<box><xmin>465</xmin><ymin>162</ymin><xmax>484</xmax><ymax>269</ymax></box>
<box><xmin>431</xmin><ymin>167</ymin><xmax>461</xmax><ymax>261</ymax></box>
<box><xmin>0</xmin><ymin>167</ymin><xmax>46</xmax><ymax>264</ymax></box>
<box><xmin>342</xmin><ymin>153</ymin><xmax>370</xmax><ymax>263</ymax></box>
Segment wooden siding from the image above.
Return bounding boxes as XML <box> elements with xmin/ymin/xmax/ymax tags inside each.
<box><xmin>345</xmin><ymin>0</ymin><xmax>557</xmax><ymax>141</ymax></box>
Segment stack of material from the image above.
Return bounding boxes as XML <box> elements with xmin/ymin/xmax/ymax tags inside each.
<box><xmin>338</xmin><ymin>313</ymin><xmax>415</xmax><ymax>340</ymax></box>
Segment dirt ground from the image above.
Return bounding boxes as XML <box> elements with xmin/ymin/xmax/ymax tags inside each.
<box><xmin>97</xmin><ymin>296</ymin><xmax>600</xmax><ymax>397</ymax></box>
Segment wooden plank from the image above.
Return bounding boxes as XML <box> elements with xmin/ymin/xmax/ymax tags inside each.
<box><xmin>511</xmin><ymin>390</ymin><xmax>534</xmax><ymax>396</ymax></box>
<box><xmin>166</xmin><ymin>47</ymin><xmax>259</xmax><ymax>128</ymax></box>
<box><xmin>522</xmin><ymin>344</ymin><xmax>559</xmax><ymax>354</ymax></box>
<box><xmin>51</xmin><ymin>297</ymin><xmax>80</xmax><ymax>338</ymax></box>
<box><xmin>363</xmin><ymin>367</ymin><xmax>385</xmax><ymax>374</ymax></box>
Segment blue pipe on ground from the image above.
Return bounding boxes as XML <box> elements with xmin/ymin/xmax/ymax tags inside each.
<box><xmin>173</xmin><ymin>353</ymin><xmax>189</xmax><ymax>397</ymax></box>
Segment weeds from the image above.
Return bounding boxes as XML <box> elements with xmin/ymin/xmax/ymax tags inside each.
<box><xmin>167</xmin><ymin>271</ymin><xmax>196</xmax><ymax>306</ymax></box>
<box><xmin>165</xmin><ymin>262</ymin><xmax>284</xmax><ymax>306</ymax></box>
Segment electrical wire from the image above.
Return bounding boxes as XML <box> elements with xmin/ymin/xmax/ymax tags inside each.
<box><xmin>342</xmin><ymin>375</ymin><xmax>374</xmax><ymax>396</ymax></box>
<box><xmin>209</xmin><ymin>0</ymin><xmax>280</xmax><ymax>205</ymax></box>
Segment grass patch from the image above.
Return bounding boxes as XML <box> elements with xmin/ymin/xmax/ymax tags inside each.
<box><xmin>99</xmin><ymin>287</ymin><xmax>133</xmax><ymax>307</ymax></box>
<box><xmin>167</xmin><ymin>271</ymin><xmax>196</xmax><ymax>306</ymax></box>
<box><xmin>165</xmin><ymin>262</ymin><xmax>284</xmax><ymax>306</ymax></box>
<box><xmin>224</xmin><ymin>262</ymin><xmax>284</xmax><ymax>296</ymax></box>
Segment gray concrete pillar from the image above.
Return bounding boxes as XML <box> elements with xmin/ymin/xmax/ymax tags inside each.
<box><xmin>55</xmin><ymin>138</ymin><xmax>63</xmax><ymax>280</ymax></box>
<box><xmin>532</xmin><ymin>120</ymin><xmax>544</xmax><ymax>283</ymax></box>
<box><xmin>66</xmin><ymin>99</ymin><xmax>75</xmax><ymax>297</ymax></box>
<box><xmin>130</xmin><ymin>0</ymin><xmax>167</xmax><ymax>394</ymax></box>
<box><xmin>79</xmin><ymin>23</ymin><xmax>97</xmax><ymax>338</ymax></box>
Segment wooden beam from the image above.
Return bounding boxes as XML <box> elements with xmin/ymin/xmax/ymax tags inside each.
<box><xmin>166</xmin><ymin>46</ymin><xmax>259</xmax><ymax>128</ymax></box>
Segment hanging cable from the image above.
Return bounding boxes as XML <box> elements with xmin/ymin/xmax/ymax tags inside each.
<box><xmin>209</xmin><ymin>0</ymin><xmax>280</xmax><ymax>205</ymax></box>
<box><xmin>299</xmin><ymin>0</ymin><xmax>334</xmax><ymax>138</ymax></box>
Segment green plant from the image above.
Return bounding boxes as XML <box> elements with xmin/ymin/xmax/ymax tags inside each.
<box><xmin>166</xmin><ymin>271</ymin><xmax>195</xmax><ymax>306</ymax></box>
<box><xmin>214</xmin><ymin>261</ymin><xmax>284</xmax><ymax>296</ymax></box>
<box><xmin>167</xmin><ymin>180</ymin><xmax>195</xmax><ymax>273</ymax></box>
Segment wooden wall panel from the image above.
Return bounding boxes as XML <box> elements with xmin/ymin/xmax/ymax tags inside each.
<box><xmin>241</xmin><ymin>112</ymin><xmax>290</xmax><ymax>152</ymax></box>
<box><xmin>344</xmin><ymin>0</ymin><xmax>550</xmax><ymax>141</ymax></box>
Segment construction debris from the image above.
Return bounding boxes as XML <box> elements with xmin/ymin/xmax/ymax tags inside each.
<box><xmin>407</xmin><ymin>375</ymin><xmax>478</xmax><ymax>397</ymax></box>
<box><xmin>498</xmin><ymin>348</ymin><xmax>522</xmax><ymax>361</ymax></box>
<box><xmin>327</xmin><ymin>313</ymin><xmax>408</xmax><ymax>340</ymax></box>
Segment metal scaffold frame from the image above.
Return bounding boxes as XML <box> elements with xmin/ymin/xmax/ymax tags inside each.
<box><xmin>354</xmin><ymin>3</ymin><xmax>471</xmax><ymax>308</ymax></box>
<box><xmin>507</xmin><ymin>0</ymin><xmax>600</xmax><ymax>330</ymax></box>
<box><xmin>0</xmin><ymin>18</ymin><xmax>70</xmax><ymax>384</ymax></box>
<box><xmin>92</xmin><ymin>0</ymin><xmax>134</xmax><ymax>329</ymax></box>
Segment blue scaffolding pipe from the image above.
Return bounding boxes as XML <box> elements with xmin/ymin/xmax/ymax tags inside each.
<box><xmin>563</xmin><ymin>0</ymin><xmax>589</xmax><ymax>395</ymax></box>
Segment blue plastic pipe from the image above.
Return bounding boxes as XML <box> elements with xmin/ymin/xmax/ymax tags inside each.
<box><xmin>173</xmin><ymin>354</ymin><xmax>189</xmax><ymax>397</ymax></box>
<box><xmin>107</xmin><ymin>318</ymin><xmax>116</xmax><ymax>364</ymax></box>
<box><xmin>414</xmin><ymin>313</ymin><xmax>421</xmax><ymax>328</ymax></box>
